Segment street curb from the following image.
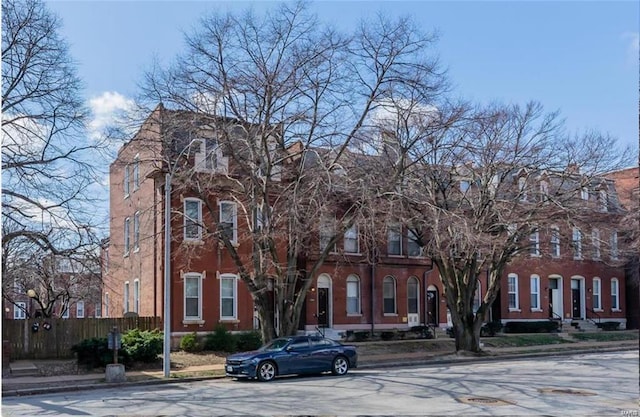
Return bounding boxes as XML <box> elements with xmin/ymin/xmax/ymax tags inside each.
<box><xmin>3</xmin><ymin>346</ymin><xmax>638</xmax><ymax>398</ymax></box>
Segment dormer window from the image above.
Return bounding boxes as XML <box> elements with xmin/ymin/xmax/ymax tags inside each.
<box><xmin>580</xmin><ymin>187</ymin><xmax>589</xmax><ymax>201</ymax></box>
<box><xmin>518</xmin><ymin>177</ymin><xmax>527</xmax><ymax>201</ymax></box>
<box><xmin>539</xmin><ymin>180</ymin><xmax>549</xmax><ymax>201</ymax></box>
<box><xmin>194</xmin><ymin>139</ymin><xmax>228</xmax><ymax>173</ymax></box>
<box><xmin>598</xmin><ymin>189</ymin><xmax>608</xmax><ymax>212</ymax></box>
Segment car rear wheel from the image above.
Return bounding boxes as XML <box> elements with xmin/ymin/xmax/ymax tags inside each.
<box><xmin>257</xmin><ymin>361</ymin><xmax>277</xmax><ymax>382</ymax></box>
<box><xmin>331</xmin><ymin>356</ymin><xmax>349</xmax><ymax>376</ymax></box>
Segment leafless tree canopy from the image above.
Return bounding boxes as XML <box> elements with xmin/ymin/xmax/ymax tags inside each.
<box><xmin>2</xmin><ymin>0</ymin><xmax>103</xmax><ymax>313</ymax></box>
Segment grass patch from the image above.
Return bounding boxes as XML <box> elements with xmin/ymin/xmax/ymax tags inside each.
<box><xmin>482</xmin><ymin>334</ymin><xmax>573</xmax><ymax>348</ymax></box>
<box><xmin>570</xmin><ymin>331</ymin><xmax>639</xmax><ymax>342</ymax></box>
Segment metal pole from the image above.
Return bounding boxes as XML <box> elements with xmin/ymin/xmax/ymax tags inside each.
<box><xmin>163</xmin><ymin>172</ymin><xmax>171</xmax><ymax>378</ymax></box>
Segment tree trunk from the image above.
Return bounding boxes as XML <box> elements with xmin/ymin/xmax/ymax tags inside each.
<box><xmin>254</xmin><ymin>294</ymin><xmax>276</xmax><ymax>343</ymax></box>
<box><xmin>453</xmin><ymin>319</ymin><xmax>482</xmax><ymax>352</ymax></box>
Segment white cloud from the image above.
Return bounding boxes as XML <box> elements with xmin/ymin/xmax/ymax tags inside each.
<box><xmin>622</xmin><ymin>32</ymin><xmax>639</xmax><ymax>65</ymax></box>
<box><xmin>87</xmin><ymin>91</ymin><xmax>135</xmax><ymax>143</ymax></box>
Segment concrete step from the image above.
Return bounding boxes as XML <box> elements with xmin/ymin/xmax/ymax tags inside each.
<box><xmin>9</xmin><ymin>361</ymin><xmax>39</xmax><ymax>377</ymax></box>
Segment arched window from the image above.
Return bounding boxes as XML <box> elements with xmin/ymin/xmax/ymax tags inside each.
<box><xmin>346</xmin><ymin>275</ymin><xmax>360</xmax><ymax>315</ymax></box>
<box><xmin>383</xmin><ymin>276</ymin><xmax>396</xmax><ymax>314</ymax></box>
<box><xmin>407</xmin><ymin>277</ymin><xmax>419</xmax><ymax>314</ymax></box>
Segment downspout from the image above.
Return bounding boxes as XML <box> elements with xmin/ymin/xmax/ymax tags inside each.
<box><xmin>423</xmin><ymin>260</ymin><xmax>434</xmax><ymax>332</ymax></box>
<box><xmin>153</xmin><ymin>179</ymin><xmax>158</xmax><ymax>318</ymax></box>
<box><xmin>370</xmin><ymin>249</ymin><xmax>377</xmax><ymax>336</ymax></box>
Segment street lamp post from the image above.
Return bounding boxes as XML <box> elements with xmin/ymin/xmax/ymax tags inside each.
<box><xmin>163</xmin><ymin>139</ymin><xmax>198</xmax><ymax>378</ymax></box>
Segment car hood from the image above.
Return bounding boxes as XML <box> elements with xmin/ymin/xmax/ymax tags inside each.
<box><xmin>226</xmin><ymin>350</ymin><xmax>263</xmax><ymax>361</ymax></box>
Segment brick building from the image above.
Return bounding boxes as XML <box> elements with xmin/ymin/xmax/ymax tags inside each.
<box><xmin>103</xmin><ymin>106</ymin><xmax>628</xmax><ymax>345</ymax></box>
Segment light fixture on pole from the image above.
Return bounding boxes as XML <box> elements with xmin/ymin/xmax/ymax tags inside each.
<box><xmin>163</xmin><ymin>139</ymin><xmax>198</xmax><ymax>378</ymax></box>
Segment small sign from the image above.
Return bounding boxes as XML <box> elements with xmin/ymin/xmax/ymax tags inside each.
<box><xmin>108</xmin><ymin>331</ymin><xmax>122</xmax><ymax>350</ymax></box>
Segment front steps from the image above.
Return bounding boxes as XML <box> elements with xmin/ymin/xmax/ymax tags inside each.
<box><xmin>567</xmin><ymin>319</ymin><xmax>600</xmax><ymax>332</ymax></box>
<box><xmin>8</xmin><ymin>361</ymin><xmax>40</xmax><ymax>377</ymax></box>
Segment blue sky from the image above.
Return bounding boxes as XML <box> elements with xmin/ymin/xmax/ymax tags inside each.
<box><xmin>47</xmin><ymin>0</ymin><xmax>639</xmax><ymax>153</ymax></box>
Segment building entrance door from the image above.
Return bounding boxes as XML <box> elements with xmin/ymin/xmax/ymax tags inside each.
<box><xmin>426</xmin><ymin>290</ymin><xmax>438</xmax><ymax>326</ymax></box>
<box><xmin>317</xmin><ymin>288</ymin><xmax>329</xmax><ymax>327</ymax></box>
<box><xmin>571</xmin><ymin>279</ymin><xmax>582</xmax><ymax>319</ymax></box>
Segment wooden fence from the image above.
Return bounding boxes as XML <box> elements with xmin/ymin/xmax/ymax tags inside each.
<box><xmin>3</xmin><ymin>317</ymin><xmax>162</xmax><ymax>360</ymax></box>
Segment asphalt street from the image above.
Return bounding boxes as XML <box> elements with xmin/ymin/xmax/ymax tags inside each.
<box><xmin>2</xmin><ymin>350</ymin><xmax>638</xmax><ymax>416</ymax></box>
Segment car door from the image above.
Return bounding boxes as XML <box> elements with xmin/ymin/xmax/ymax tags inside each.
<box><xmin>308</xmin><ymin>337</ymin><xmax>336</xmax><ymax>372</ymax></box>
<box><xmin>280</xmin><ymin>337</ymin><xmax>312</xmax><ymax>375</ymax></box>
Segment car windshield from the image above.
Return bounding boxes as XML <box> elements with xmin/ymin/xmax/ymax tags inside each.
<box><xmin>259</xmin><ymin>338</ymin><xmax>291</xmax><ymax>351</ymax></box>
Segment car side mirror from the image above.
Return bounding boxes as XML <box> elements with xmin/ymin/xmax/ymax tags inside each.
<box><xmin>286</xmin><ymin>346</ymin><xmax>294</xmax><ymax>352</ymax></box>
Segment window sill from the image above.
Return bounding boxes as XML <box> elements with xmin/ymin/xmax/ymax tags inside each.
<box><xmin>612</xmin><ymin>309</ymin><xmax>622</xmax><ymax>313</ymax></box>
<box><xmin>184</xmin><ymin>239</ymin><xmax>204</xmax><ymax>245</ymax></box>
<box><xmin>344</xmin><ymin>252</ymin><xmax>362</xmax><ymax>256</ymax></box>
<box><xmin>531</xmin><ymin>308</ymin><xmax>543</xmax><ymax>312</ymax></box>
<box><xmin>220</xmin><ymin>319</ymin><xmax>239</xmax><ymax>323</ymax></box>
<box><xmin>124</xmin><ymin>252</ymin><xmax>130</xmax><ymax>258</ymax></box>
<box><xmin>573</xmin><ymin>257</ymin><xmax>583</xmax><ymax>261</ymax></box>
<box><xmin>508</xmin><ymin>308</ymin><xmax>521</xmax><ymax>312</ymax></box>
<box><xmin>529</xmin><ymin>254</ymin><xmax>541</xmax><ymax>258</ymax></box>
<box><xmin>133</xmin><ymin>248</ymin><xmax>140</xmax><ymax>253</ymax></box>
<box><xmin>347</xmin><ymin>313</ymin><xmax>362</xmax><ymax>317</ymax></box>
<box><xmin>593</xmin><ymin>308</ymin><xmax>603</xmax><ymax>312</ymax></box>
<box><xmin>383</xmin><ymin>313</ymin><xmax>398</xmax><ymax>317</ymax></box>
<box><xmin>182</xmin><ymin>319</ymin><xmax>204</xmax><ymax>325</ymax></box>
<box><xmin>124</xmin><ymin>194</ymin><xmax>130</xmax><ymax>200</ymax></box>
<box><xmin>387</xmin><ymin>254</ymin><xmax>403</xmax><ymax>258</ymax></box>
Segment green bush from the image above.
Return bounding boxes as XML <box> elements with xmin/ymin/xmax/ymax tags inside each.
<box><xmin>380</xmin><ymin>331</ymin><xmax>396</xmax><ymax>341</ymax></box>
<box><xmin>203</xmin><ymin>324</ymin><xmax>237</xmax><ymax>352</ymax></box>
<box><xmin>71</xmin><ymin>337</ymin><xmax>114</xmax><ymax>369</ymax></box>
<box><xmin>481</xmin><ymin>321</ymin><xmax>503</xmax><ymax>337</ymax></box>
<box><xmin>180</xmin><ymin>332</ymin><xmax>202</xmax><ymax>352</ymax></box>
<box><xmin>597</xmin><ymin>322</ymin><xmax>620</xmax><ymax>331</ymax></box>
<box><xmin>235</xmin><ymin>331</ymin><xmax>262</xmax><ymax>352</ymax></box>
<box><xmin>354</xmin><ymin>331</ymin><xmax>370</xmax><ymax>342</ymax></box>
<box><xmin>503</xmin><ymin>321</ymin><xmax>560</xmax><ymax>334</ymax></box>
<box><xmin>122</xmin><ymin>328</ymin><xmax>163</xmax><ymax>363</ymax></box>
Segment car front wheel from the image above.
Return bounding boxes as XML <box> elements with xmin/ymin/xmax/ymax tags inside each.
<box><xmin>257</xmin><ymin>361</ymin><xmax>277</xmax><ymax>382</ymax></box>
<box><xmin>331</xmin><ymin>356</ymin><xmax>349</xmax><ymax>376</ymax></box>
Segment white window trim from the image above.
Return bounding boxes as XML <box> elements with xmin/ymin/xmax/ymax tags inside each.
<box><xmin>124</xmin><ymin>164</ymin><xmax>130</xmax><ymax>198</ymax></box>
<box><xmin>133</xmin><ymin>211</ymin><xmax>140</xmax><ymax>252</ymax></box>
<box><xmin>133</xmin><ymin>156</ymin><xmax>140</xmax><ymax>191</ymax></box>
<box><xmin>220</xmin><ymin>274</ymin><xmax>238</xmax><ymax>320</ymax></box>
<box><xmin>530</xmin><ymin>275</ymin><xmax>541</xmax><ymax>311</ymax></box>
<box><xmin>581</xmin><ymin>187</ymin><xmax>589</xmax><ymax>201</ymax></box>
<box><xmin>124</xmin><ymin>281</ymin><xmax>130</xmax><ymax>313</ymax></box>
<box><xmin>529</xmin><ymin>229</ymin><xmax>540</xmax><ymax>257</ymax></box>
<box><xmin>133</xmin><ymin>279</ymin><xmax>140</xmax><ymax>314</ymax></box>
<box><xmin>124</xmin><ymin>217</ymin><xmax>130</xmax><ymax>256</ymax></box>
<box><xmin>14</xmin><ymin>302</ymin><xmax>26</xmax><ymax>319</ymax></box>
<box><xmin>184</xmin><ymin>273</ymin><xmax>203</xmax><ymax>321</ymax></box>
<box><xmin>76</xmin><ymin>300</ymin><xmax>85</xmax><ymax>318</ymax></box>
<box><xmin>219</xmin><ymin>200</ymin><xmax>238</xmax><ymax>244</ymax></box>
<box><xmin>572</xmin><ymin>227</ymin><xmax>582</xmax><ymax>260</ymax></box>
<box><xmin>592</xmin><ymin>277</ymin><xmax>602</xmax><ymax>311</ymax></box>
<box><xmin>611</xmin><ymin>278</ymin><xmax>620</xmax><ymax>311</ymax></box>
<box><xmin>550</xmin><ymin>226</ymin><xmax>561</xmax><ymax>258</ymax></box>
<box><xmin>382</xmin><ymin>276</ymin><xmax>397</xmax><ymax>315</ymax></box>
<box><xmin>346</xmin><ymin>275</ymin><xmax>361</xmax><ymax>316</ymax></box>
<box><xmin>508</xmin><ymin>273</ymin><xmax>520</xmax><ymax>311</ymax></box>
<box><xmin>344</xmin><ymin>224</ymin><xmax>360</xmax><ymax>254</ymax></box>
<box><xmin>184</xmin><ymin>198</ymin><xmax>203</xmax><ymax>241</ymax></box>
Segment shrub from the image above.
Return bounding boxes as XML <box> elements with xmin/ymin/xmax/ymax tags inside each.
<box><xmin>354</xmin><ymin>331</ymin><xmax>369</xmax><ymax>342</ymax></box>
<box><xmin>180</xmin><ymin>332</ymin><xmax>202</xmax><ymax>353</ymax></box>
<box><xmin>481</xmin><ymin>321</ymin><xmax>503</xmax><ymax>337</ymax></box>
<box><xmin>380</xmin><ymin>331</ymin><xmax>396</xmax><ymax>341</ymax></box>
<box><xmin>122</xmin><ymin>328</ymin><xmax>163</xmax><ymax>363</ymax></box>
<box><xmin>235</xmin><ymin>331</ymin><xmax>262</xmax><ymax>352</ymax></box>
<box><xmin>71</xmin><ymin>337</ymin><xmax>115</xmax><ymax>369</ymax></box>
<box><xmin>204</xmin><ymin>324</ymin><xmax>237</xmax><ymax>352</ymax></box>
<box><xmin>503</xmin><ymin>321</ymin><xmax>560</xmax><ymax>334</ymax></box>
<box><xmin>597</xmin><ymin>321</ymin><xmax>620</xmax><ymax>331</ymax></box>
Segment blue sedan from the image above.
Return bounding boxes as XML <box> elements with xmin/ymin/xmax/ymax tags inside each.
<box><xmin>225</xmin><ymin>335</ymin><xmax>358</xmax><ymax>382</ymax></box>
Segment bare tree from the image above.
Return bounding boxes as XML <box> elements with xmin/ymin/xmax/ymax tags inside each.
<box><xmin>2</xmin><ymin>0</ymin><xmax>103</xmax><ymax>311</ymax></box>
<box><xmin>143</xmin><ymin>2</ymin><xmax>448</xmax><ymax>342</ymax></box>
<box><xmin>376</xmin><ymin>100</ymin><xmax>631</xmax><ymax>352</ymax></box>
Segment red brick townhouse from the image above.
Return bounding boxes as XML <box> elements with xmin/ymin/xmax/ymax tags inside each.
<box><xmin>104</xmin><ymin>106</ymin><xmax>628</xmax><ymax>346</ymax></box>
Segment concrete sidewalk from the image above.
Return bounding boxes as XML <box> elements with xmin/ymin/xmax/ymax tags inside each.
<box><xmin>2</xmin><ymin>339</ymin><xmax>637</xmax><ymax>397</ymax></box>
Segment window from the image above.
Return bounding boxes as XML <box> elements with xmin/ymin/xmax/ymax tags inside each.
<box><xmin>124</xmin><ymin>217</ymin><xmax>130</xmax><ymax>255</ymax></box>
<box><xmin>407</xmin><ymin>229</ymin><xmax>422</xmax><ymax>257</ymax></box>
<box><xmin>460</xmin><ymin>180</ymin><xmax>470</xmax><ymax>193</ymax></box>
<box><xmin>76</xmin><ymin>301</ymin><xmax>85</xmax><ymax>318</ymax></box>
<box><xmin>408</xmin><ymin>277</ymin><xmax>419</xmax><ymax>314</ymax></box>
<box><xmin>518</xmin><ymin>177</ymin><xmax>527</xmax><ymax>201</ymax></box>
<box><xmin>387</xmin><ymin>223</ymin><xmax>402</xmax><ymax>255</ymax></box>
<box><xmin>529</xmin><ymin>229</ymin><xmax>540</xmax><ymax>257</ymax></box>
<box><xmin>472</xmin><ymin>280</ymin><xmax>481</xmax><ymax>313</ymax></box>
<box><xmin>344</xmin><ymin>224</ymin><xmax>359</xmax><ymax>254</ymax></box>
<box><xmin>219</xmin><ymin>201</ymin><xmax>237</xmax><ymax>243</ymax></box>
<box><xmin>610</xmin><ymin>231</ymin><xmax>618</xmax><ymax>260</ymax></box>
<box><xmin>591</xmin><ymin>229</ymin><xmax>600</xmax><ymax>260</ymax></box>
<box><xmin>383</xmin><ymin>276</ymin><xmax>396</xmax><ymax>314</ymax></box>
<box><xmin>133</xmin><ymin>158</ymin><xmax>140</xmax><ymax>191</ymax></box>
<box><xmin>598</xmin><ymin>189</ymin><xmax>607</xmax><ymax>212</ymax></box>
<box><xmin>61</xmin><ymin>305</ymin><xmax>69</xmax><ymax>319</ymax></box>
<box><xmin>14</xmin><ymin>302</ymin><xmax>26</xmax><ymax>319</ymax></box>
<box><xmin>508</xmin><ymin>274</ymin><xmax>519</xmax><ymax>310</ymax></box>
<box><xmin>220</xmin><ymin>274</ymin><xmax>237</xmax><ymax>319</ymax></box>
<box><xmin>611</xmin><ymin>278</ymin><xmax>619</xmax><ymax>310</ymax></box>
<box><xmin>572</xmin><ymin>228</ymin><xmax>582</xmax><ymax>259</ymax></box>
<box><xmin>530</xmin><ymin>275</ymin><xmax>540</xmax><ymax>310</ymax></box>
<box><xmin>550</xmin><ymin>227</ymin><xmax>560</xmax><ymax>258</ymax></box>
<box><xmin>184</xmin><ymin>199</ymin><xmax>202</xmax><ymax>240</ymax></box>
<box><xmin>184</xmin><ymin>273</ymin><xmax>202</xmax><ymax>320</ymax></box>
<box><xmin>133</xmin><ymin>211</ymin><xmax>140</xmax><ymax>251</ymax></box>
<box><xmin>581</xmin><ymin>187</ymin><xmax>589</xmax><ymax>201</ymax></box>
<box><xmin>194</xmin><ymin>139</ymin><xmax>228</xmax><ymax>173</ymax></box>
<box><xmin>540</xmin><ymin>180</ymin><xmax>549</xmax><ymax>200</ymax></box>
<box><xmin>346</xmin><ymin>275</ymin><xmax>360</xmax><ymax>315</ymax></box>
<box><xmin>592</xmin><ymin>278</ymin><xmax>601</xmax><ymax>311</ymax></box>
<box><xmin>124</xmin><ymin>164</ymin><xmax>130</xmax><ymax>197</ymax></box>
<box><xmin>319</xmin><ymin>216</ymin><xmax>336</xmax><ymax>253</ymax></box>
<box><xmin>104</xmin><ymin>293</ymin><xmax>109</xmax><ymax>317</ymax></box>
<box><xmin>95</xmin><ymin>302</ymin><xmax>102</xmax><ymax>318</ymax></box>
<box><xmin>124</xmin><ymin>281</ymin><xmax>130</xmax><ymax>313</ymax></box>
<box><xmin>133</xmin><ymin>279</ymin><xmax>140</xmax><ymax>314</ymax></box>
